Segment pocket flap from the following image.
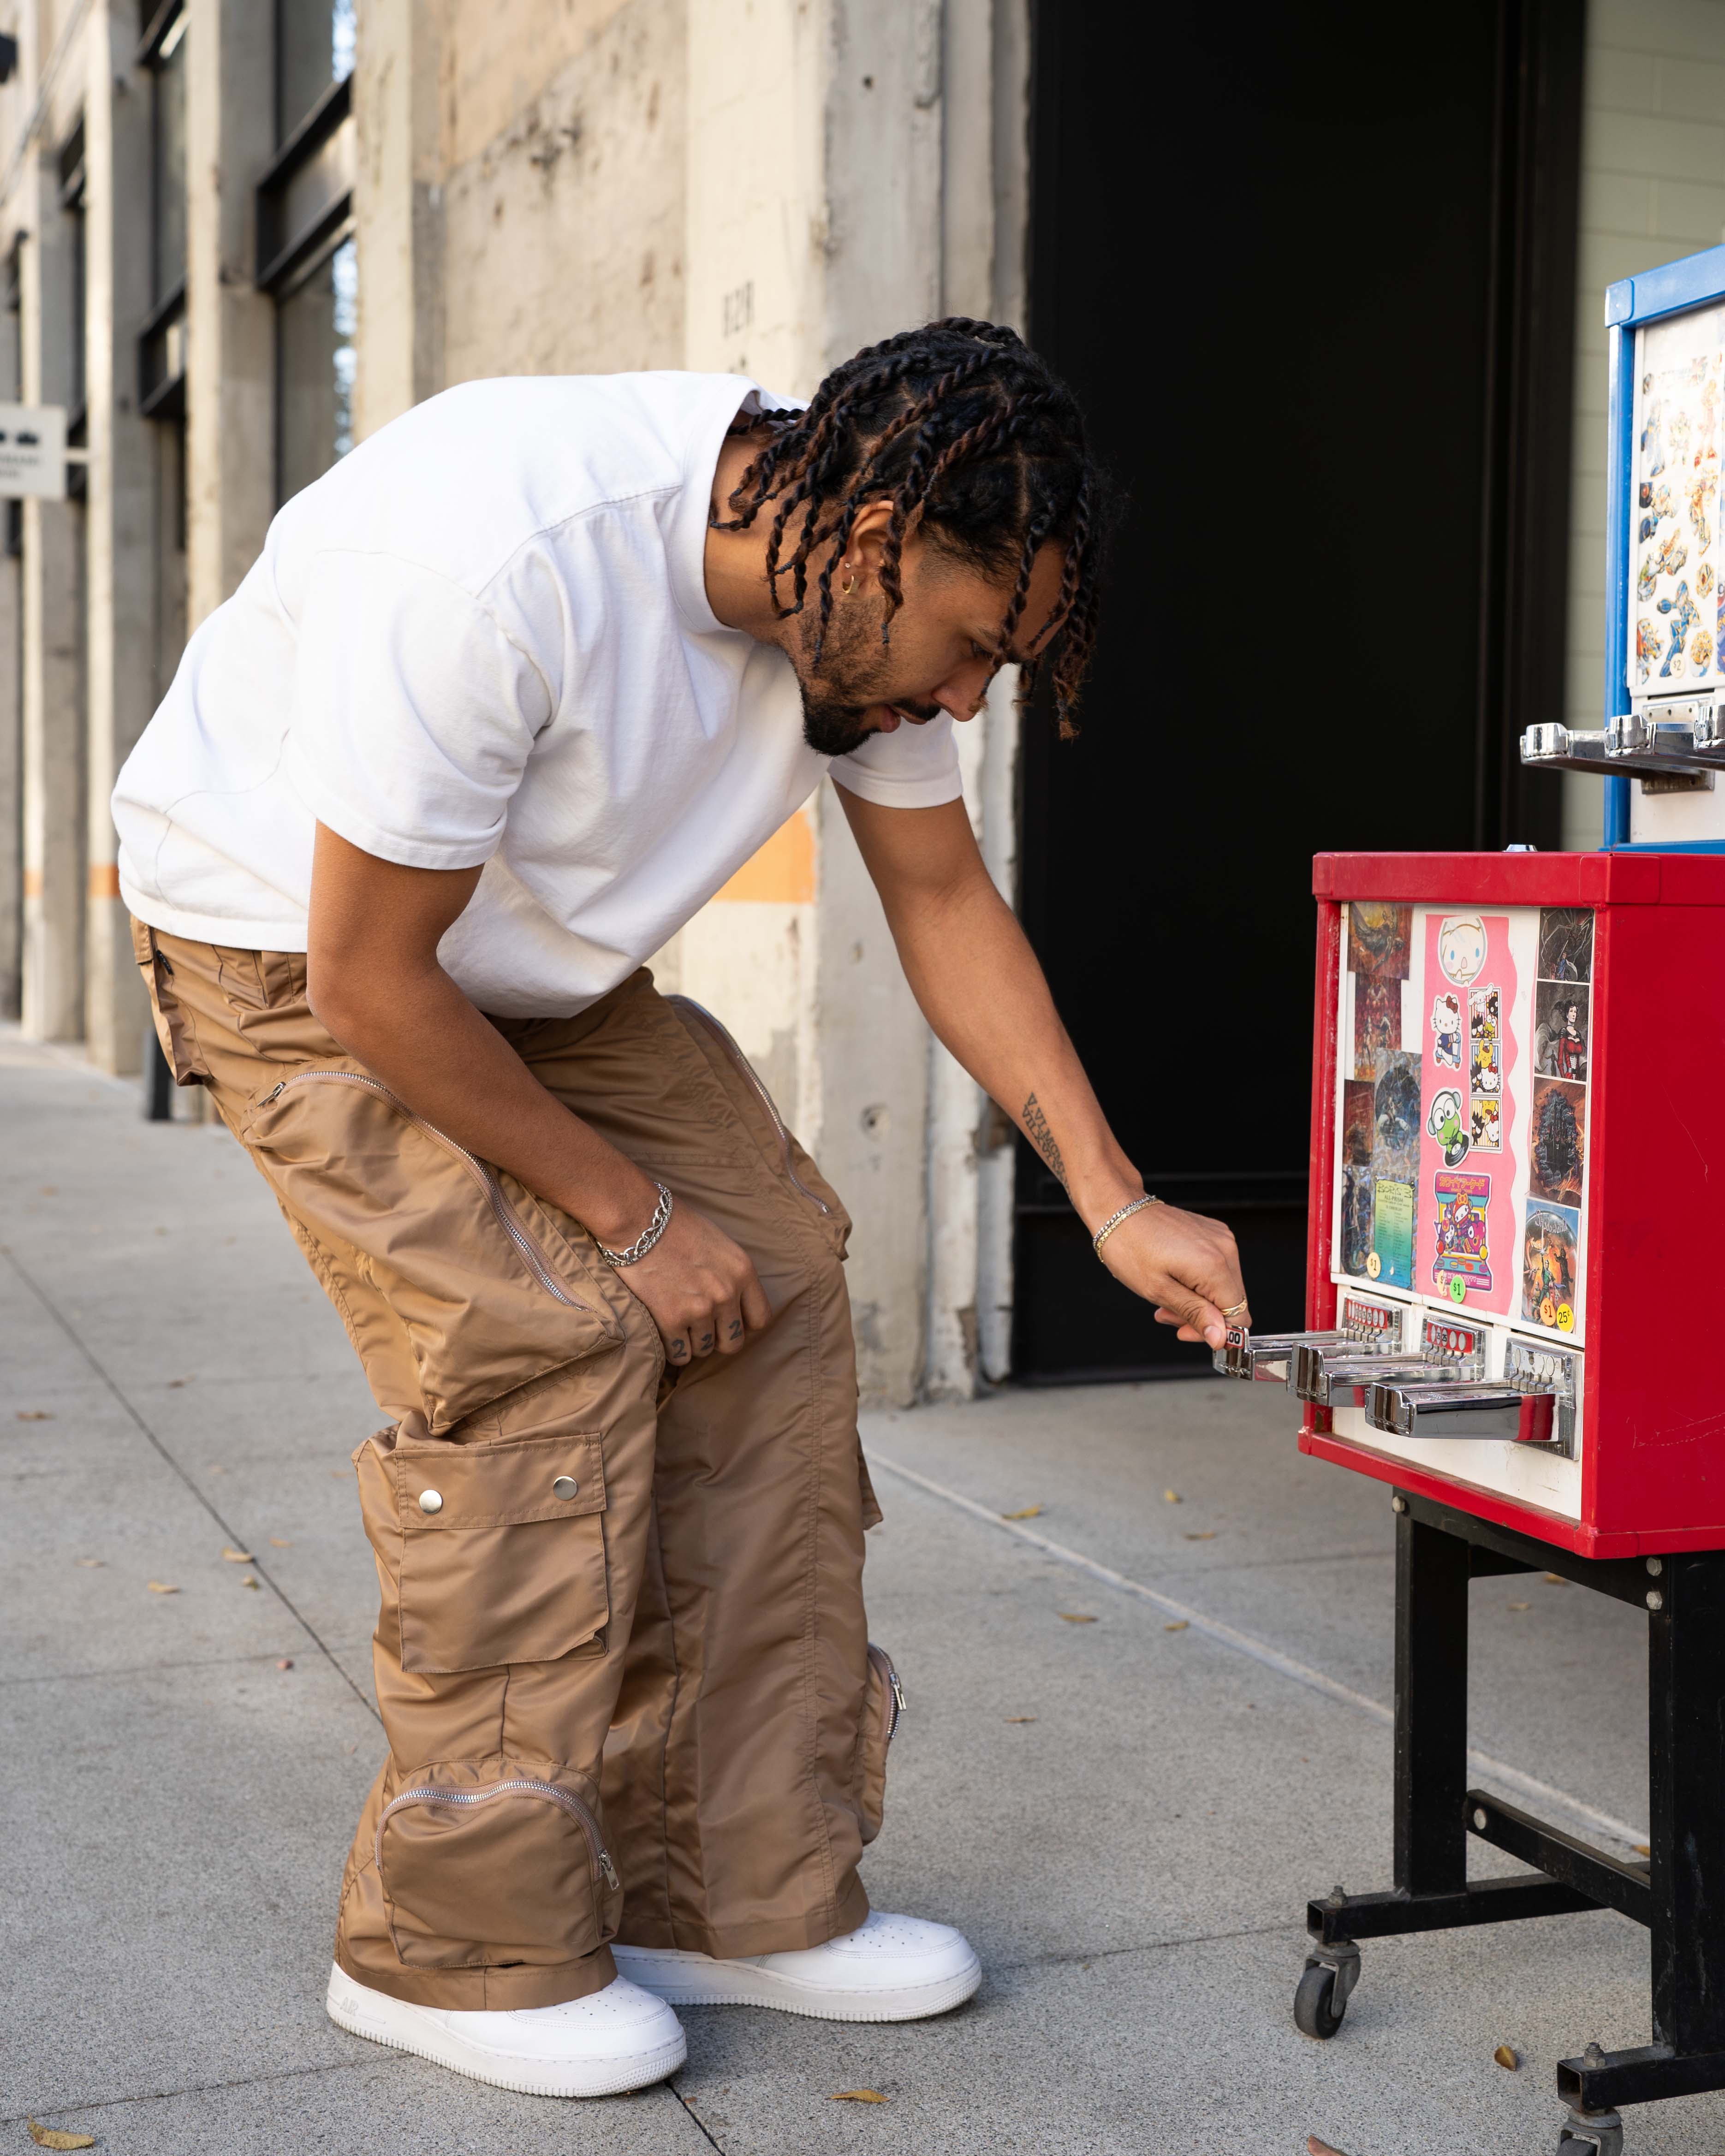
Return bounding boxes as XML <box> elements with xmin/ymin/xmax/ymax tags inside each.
<box><xmin>392</xmin><ymin>1430</ymin><xmax>606</xmax><ymax>1532</ymax></box>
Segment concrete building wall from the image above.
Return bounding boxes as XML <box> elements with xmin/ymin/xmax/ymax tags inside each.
<box><xmin>1560</xmin><ymin>0</ymin><xmax>1725</xmax><ymax>850</ymax></box>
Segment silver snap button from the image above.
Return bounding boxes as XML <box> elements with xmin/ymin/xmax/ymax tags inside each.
<box><xmin>418</xmin><ymin>1489</ymin><xmax>443</xmax><ymax>1515</ymax></box>
<box><xmin>552</xmin><ymin>1475</ymin><xmax>580</xmax><ymax>1501</ymax></box>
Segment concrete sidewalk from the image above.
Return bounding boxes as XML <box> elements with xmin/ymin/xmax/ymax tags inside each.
<box><xmin>0</xmin><ymin>1029</ymin><xmax>1711</xmax><ymax>2154</ymax></box>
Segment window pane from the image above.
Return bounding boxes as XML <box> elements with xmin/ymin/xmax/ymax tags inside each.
<box><xmin>152</xmin><ymin>18</ymin><xmax>188</xmax><ymax>303</ymax></box>
<box><xmin>276</xmin><ymin>236</ymin><xmax>356</xmax><ymax>504</ymax></box>
<box><xmin>277</xmin><ymin>0</ymin><xmax>356</xmax><ymax>144</ymax></box>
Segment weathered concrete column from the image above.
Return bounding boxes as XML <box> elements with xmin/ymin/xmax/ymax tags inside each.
<box><xmin>184</xmin><ymin>0</ymin><xmax>273</xmax><ymax>627</ymax></box>
<box><xmin>83</xmin><ymin>1</ymin><xmax>156</xmax><ymax>1072</ymax></box>
<box><xmin>352</xmin><ymin>0</ymin><xmax>443</xmax><ymax>440</ymax></box>
<box><xmin>0</xmin><ymin>241</ymin><xmax>21</xmax><ymax>1020</ymax></box>
<box><xmin>19</xmin><ymin>143</ymin><xmax>85</xmax><ymax>1043</ymax></box>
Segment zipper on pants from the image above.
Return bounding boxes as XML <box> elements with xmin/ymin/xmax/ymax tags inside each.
<box><xmin>256</xmin><ymin>1069</ymin><xmax>588</xmax><ymax>1309</ymax></box>
<box><xmin>667</xmin><ymin>995</ymin><xmax>833</xmax><ymax>1217</ymax></box>
<box><xmin>869</xmin><ymin>1642</ymin><xmax>908</xmax><ymax>1740</ymax></box>
<box><xmin>377</xmin><ymin>1775</ymin><xmax>621</xmax><ymax>1892</ymax></box>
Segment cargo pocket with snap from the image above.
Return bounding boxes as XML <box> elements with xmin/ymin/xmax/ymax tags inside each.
<box><xmin>376</xmin><ymin>1764</ymin><xmax>624</xmax><ymax>1970</ymax></box>
<box><xmin>856</xmin><ymin>1642</ymin><xmax>907</xmax><ymax>1846</ymax></box>
<box><xmin>359</xmin><ymin>1424</ymin><xmax>610</xmax><ymax>1673</ymax></box>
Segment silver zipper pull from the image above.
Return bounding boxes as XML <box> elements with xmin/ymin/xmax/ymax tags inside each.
<box><xmin>599</xmin><ymin>1850</ymin><xmax>621</xmax><ymax>1891</ymax></box>
<box><xmin>260</xmin><ymin>1081</ymin><xmax>286</xmax><ymax>1104</ymax></box>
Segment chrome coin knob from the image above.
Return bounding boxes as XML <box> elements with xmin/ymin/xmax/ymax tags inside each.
<box><xmin>552</xmin><ymin>1475</ymin><xmax>580</xmax><ymax>1501</ymax></box>
<box><xmin>418</xmin><ymin>1489</ymin><xmax>443</xmax><ymax>1515</ymax></box>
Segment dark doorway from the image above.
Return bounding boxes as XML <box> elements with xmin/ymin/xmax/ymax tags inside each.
<box><xmin>1015</xmin><ymin>0</ymin><xmax>1584</xmax><ymax>1382</ymax></box>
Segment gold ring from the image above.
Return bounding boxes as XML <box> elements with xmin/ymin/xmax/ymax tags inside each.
<box><xmin>1220</xmin><ymin>1299</ymin><xmax>1249</xmax><ymax>1321</ymax></box>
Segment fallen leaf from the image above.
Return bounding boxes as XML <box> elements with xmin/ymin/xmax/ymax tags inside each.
<box><xmin>1163</xmin><ymin>1488</ymin><xmax>1182</xmax><ymax>1503</ymax></box>
<box><xmin>208</xmin><ymin>1464</ymin><xmax>227</xmax><ymax>1474</ymax></box>
<box><xmin>1057</xmin><ymin>1612</ymin><xmax>1097</xmax><ymax>1624</ymax></box>
<box><xmin>146</xmin><ymin>1581</ymin><xmax>180</xmax><ymax>1595</ymax></box>
<box><xmin>37</xmin><ymin>1186</ymin><xmax>57</xmax><ymax>1196</ymax></box>
<box><xmin>1004</xmin><ymin>1715</ymin><xmax>1037</xmax><ymax>1723</ymax></box>
<box><xmin>277</xmin><ymin>1657</ymin><xmax>294</xmax><ymax>1670</ymax></box>
<box><xmin>1000</xmin><ymin>1503</ymin><xmax>1043</xmax><ymax>1520</ymax></box>
<box><xmin>269</xmin><ymin>1537</ymin><xmax>292</xmax><ymax>1548</ymax></box>
<box><xmin>240</xmin><ymin>1577</ymin><xmax>261</xmax><ymax>1590</ymax></box>
<box><xmin>1307</xmin><ymin>2139</ymin><xmax>1352</xmax><ymax>2156</ymax></box>
<box><xmin>1184</xmin><ymin>1531</ymin><xmax>1217</xmax><ymax>1541</ymax></box>
<box><xmin>1508</xmin><ymin>1600</ymin><xmax>1531</xmax><ymax>1611</ymax></box>
<box><xmin>830</xmin><ymin>2090</ymin><xmax>886</xmax><ymax>2103</ymax></box>
<box><xmin>1164</xmin><ymin>1620</ymin><xmax>1190</xmax><ymax>1632</ymax></box>
<box><xmin>17</xmin><ymin>1409</ymin><xmax>51</xmax><ymax>1421</ymax></box>
<box><xmin>1493</xmin><ymin>2043</ymin><xmax>1521</xmax><ymax>2070</ymax></box>
<box><xmin>166</xmin><ymin>1378</ymin><xmax>187</xmax><ymax>1389</ymax></box>
<box><xmin>1635</xmin><ymin>1842</ymin><xmax>1651</xmax><ymax>1856</ymax></box>
<box><xmin>1543</xmin><ymin>1572</ymin><xmax>1566</xmax><ymax>1584</ymax></box>
<box><xmin>28</xmin><ymin>2122</ymin><xmax>95</xmax><ymax>2149</ymax></box>
<box><xmin>221</xmin><ymin>1547</ymin><xmax>255</xmax><ymax>1563</ymax></box>
<box><xmin>75</xmin><ymin>1558</ymin><xmax>104</xmax><ymax>1569</ymax></box>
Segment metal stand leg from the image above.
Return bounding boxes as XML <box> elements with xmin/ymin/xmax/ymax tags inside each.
<box><xmin>1393</xmin><ymin>1508</ymin><xmax>1470</xmax><ymax>1897</ymax></box>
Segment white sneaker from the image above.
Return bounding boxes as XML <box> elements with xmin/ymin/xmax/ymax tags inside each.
<box><xmin>613</xmin><ymin>1910</ymin><xmax>982</xmax><ymax>2023</ymax></box>
<box><xmin>325</xmin><ymin>1960</ymin><xmax>686</xmax><ymax>2097</ymax></box>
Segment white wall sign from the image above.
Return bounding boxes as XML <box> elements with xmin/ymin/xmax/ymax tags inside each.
<box><xmin>0</xmin><ymin>403</ymin><xmax>68</xmax><ymax>501</ymax></box>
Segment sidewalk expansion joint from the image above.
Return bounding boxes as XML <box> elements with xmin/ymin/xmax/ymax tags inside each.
<box><xmin>867</xmin><ymin>1448</ymin><xmax>1649</xmax><ymax>1853</ymax></box>
<box><xmin>4</xmin><ymin>1245</ymin><xmax>382</xmax><ymax>1728</ymax></box>
<box><xmin>988</xmin><ymin>1918</ymin><xmax>1304</xmax><ymax>1977</ymax></box>
<box><xmin>1</xmin><ymin>2051</ymin><xmax>418</xmax><ymax>2129</ymax></box>
<box><xmin>670</xmin><ymin>2077</ymin><xmax>729</xmax><ymax>2151</ymax></box>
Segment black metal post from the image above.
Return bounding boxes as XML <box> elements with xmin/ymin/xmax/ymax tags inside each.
<box><xmin>144</xmin><ymin>1026</ymin><xmax>173</xmax><ymax>1122</ymax></box>
<box><xmin>1649</xmin><ymin>1552</ymin><xmax>1725</xmax><ymax>2057</ymax></box>
<box><xmin>1394</xmin><ymin>1508</ymin><xmax>1470</xmax><ymax>1895</ymax></box>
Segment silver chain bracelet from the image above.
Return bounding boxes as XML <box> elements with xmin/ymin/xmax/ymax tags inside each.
<box><xmin>597</xmin><ymin>1182</ymin><xmax>674</xmax><ymax>1268</ymax></box>
<box><xmin>1092</xmin><ymin>1193</ymin><xmax>1161</xmax><ymax>1257</ymax></box>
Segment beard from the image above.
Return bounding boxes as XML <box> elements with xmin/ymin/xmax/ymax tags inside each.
<box><xmin>787</xmin><ymin>589</ymin><xmax>939</xmax><ymax>757</ymax></box>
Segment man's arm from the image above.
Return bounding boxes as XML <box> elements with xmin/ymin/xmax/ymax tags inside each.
<box><xmin>305</xmin><ymin>824</ymin><xmax>768</xmax><ymax>1364</ymax></box>
<box><xmin>837</xmin><ymin>789</ymin><xmax>1248</xmax><ymax>1347</ymax></box>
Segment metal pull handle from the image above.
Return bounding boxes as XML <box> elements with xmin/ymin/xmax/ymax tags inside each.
<box><xmin>1213</xmin><ymin>1329</ymin><xmax>1348</xmax><ymax>1382</ymax></box>
<box><xmin>1296</xmin><ymin>1353</ymin><xmax>1462</xmax><ymax>1408</ymax></box>
<box><xmin>1605</xmin><ymin>713</ymin><xmax>1725</xmax><ymax>772</ymax></box>
<box><xmin>1365</xmin><ymin>1379</ymin><xmax>1557</xmax><ymax>1443</ymax></box>
<box><xmin>1521</xmin><ymin>723</ymin><xmax>1610</xmax><ymax>772</ymax></box>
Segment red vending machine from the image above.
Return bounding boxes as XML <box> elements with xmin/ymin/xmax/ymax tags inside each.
<box><xmin>1218</xmin><ymin>246</ymin><xmax>1725</xmax><ymax>2156</ymax></box>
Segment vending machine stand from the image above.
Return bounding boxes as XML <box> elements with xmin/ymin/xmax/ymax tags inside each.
<box><xmin>1297</xmin><ymin>1491</ymin><xmax>1725</xmax><ymax>2156</ymax></box>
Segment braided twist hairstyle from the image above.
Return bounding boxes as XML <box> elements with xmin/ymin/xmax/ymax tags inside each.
<box><xmin>715</xmin><ymin>318</ymin><xmax>1106</xmax><ymax>736</ymax></box>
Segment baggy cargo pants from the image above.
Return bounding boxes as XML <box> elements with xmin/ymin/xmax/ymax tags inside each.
<box><xmin>133</xmin><ymin>923</ymin><xmax>897</xmax><ymax>2011</ymax></box>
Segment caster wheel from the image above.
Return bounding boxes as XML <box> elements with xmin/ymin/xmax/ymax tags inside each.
<box><xmin>1558</xmin><ymin>2108</ymin><xmax>1624</xmax><ymax>2156</ymax></box>
<box><xmin>1294</xmin><ymin>1959</ymin><xmax>1346</xmax><ymax>2040</ymax></box>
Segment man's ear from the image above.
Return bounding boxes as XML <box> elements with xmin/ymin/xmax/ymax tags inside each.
<box><xmin>845</xmin><ymin>498</ymin><xmax>895</xmax><ymax>582</ymax></box>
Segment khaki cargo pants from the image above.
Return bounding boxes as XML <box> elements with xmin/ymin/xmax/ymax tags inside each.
<box><xmin>134</xmin><ymin>923</ymin><xmax>893</xmax><ymax>2010</ymax></box>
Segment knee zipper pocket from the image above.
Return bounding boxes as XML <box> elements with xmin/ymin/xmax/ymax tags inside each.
<box><xmin>377</xmin><ymin>1772</ymin><xmax>623</xmax><ymax>1969</ymax></box>
<box><xmin>245</xmin><ymin>1067</ymin><xmax>621</xmax><ymax>1431</ymax></box>
<box><xmin>858</xmin><ymin>1642</ymin><xmax>907</xmax><ymax>1846</ymax></box>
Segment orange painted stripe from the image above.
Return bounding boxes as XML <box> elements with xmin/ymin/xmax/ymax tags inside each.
<box><xmin>89</xmin><ymin>863</ymin><xmax>120</xmax><ymax>898</ymax></box>
<box><xmin>713</xmin><ymin>810</ymin><xmax>815</xmax><ymax>904</ymax></box>
<box><xmin>22</xmin><ymin>868</ymin><xmax>42</xmax><ymax>898</ymax></box>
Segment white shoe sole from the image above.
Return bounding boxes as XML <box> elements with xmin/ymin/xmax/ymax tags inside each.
<box><xmin>325</xmin><ymin>1963</ymin><xmax>687</xmax><ymax>2097</ymax></box>
<box><xmin>612</xmin><ymin>1942</ymin><xmax>982</xmax><ymax>2023</ymax></box>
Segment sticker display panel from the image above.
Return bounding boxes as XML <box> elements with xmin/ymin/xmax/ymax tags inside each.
<box><xmin>1332</xmin><ymin>902</ymin><xmax>1593</xmax><ymax>1346</ymax></box>
<box><xmin>1628</xmin><ymin>299</ymin><xmax>1725</xmax><ymax>694</ymax></box>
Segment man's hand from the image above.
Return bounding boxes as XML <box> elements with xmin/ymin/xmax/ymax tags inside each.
<box><xmin>620</xmin><ymin>1203</ymin><xmax>771</xmax><ymax>1368</ymax></box>
<box><xmin>1093</xmin><ymin>1199</ymin><xmax>1249</xmax><ymax>1348</ymax></box>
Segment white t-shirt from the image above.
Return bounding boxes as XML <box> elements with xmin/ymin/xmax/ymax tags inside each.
<box><xmin>113</xmin><ymin>371</ymin><xmax>962</xmax><ymax>1016</ymax></box>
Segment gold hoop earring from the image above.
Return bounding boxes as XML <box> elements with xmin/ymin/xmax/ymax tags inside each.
<box><xmin>839</xmin><ymin>563</ymin><xmax>857</xmax><ymax>597</ymax></box>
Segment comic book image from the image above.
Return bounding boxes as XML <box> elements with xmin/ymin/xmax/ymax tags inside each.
<box><xmin>1469</xmin><ymin>1093</ymin><xmax>1502</xmax><ymax>1153</ymax></box>
<box><xmin>1533</xmin><ymin>980</ymin><xmax>1589</xmax><ymax>1083</ymax></box>
<box><xmin>1371</xmin><ymin>1179</ymin><xmax>1414</xmax><ymax>1289</ymax></box>
<box><xmin>1523</xmin><ymin>1203</ymin><xmax>1581</xmax><ymax>1332</ymax></box>
<box><xmin>1342</xmin><ymin>1080</ymin><xmax>1374</xmax><ymax>1168</ymax></box>
<box><xmin>1468</xmin><ymin>985</ymin><xmax>1502</xmax><ymax>1099</ymax></box>
<box><xmin>1340</xmin><ymin>1166</ymin><xmax>1373</xmax><ymax>1277</ymax></box>
<box><xmin>1537</xmin><ymin>908</ymin><xmax>1593</xmax><ymax>984</ymax></box>
<box><xmin>1529</xmin><ymin>1078</ymin><xmax>1587</xmax><ymax>1207</ymax></box>
<box><xmin>1353</xmin><ymin>978</ymin><xmax>1402</xmax><ymax>1080</ymax></box>
<box><xmin>1432</xmin><ymin>1170</ymin><xmax>1493</xmax><ymax>1294</ymax></box>
<box><xmin>1347</xmin><ymin>902</ymin><xmax>1413</xmax><ymax>982</ymax></box>
<box><xmin>1371</xmin><ymin>1052</ymin><xmax>1422</xmax><ymax>1184</ymax></box>
<box><xmin>1634</xmin><ymin>325</ymin><xmax>1724</xmax><ymax>648</ymax></box>
<box><xmin>1429</xmin><ymin>990</ymin><xmax>1463</xmax><ymax>1070</ymax></box>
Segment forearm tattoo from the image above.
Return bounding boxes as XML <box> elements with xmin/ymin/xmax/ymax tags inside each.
<box><xmin>1022</xmin><ymin>1093</ymin><xmax>1067</xmax><ymax>1191</ymax></box>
